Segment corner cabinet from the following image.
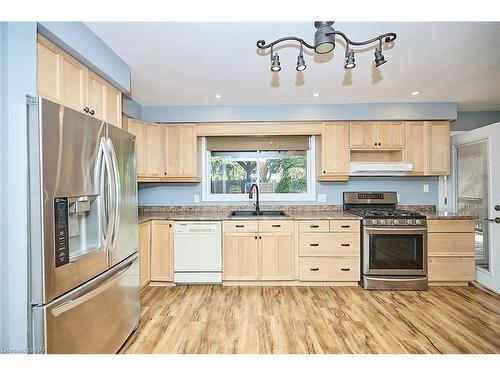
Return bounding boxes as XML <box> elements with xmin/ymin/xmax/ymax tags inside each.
<box><xmin>37</xmin><ymin>35</ymin><xmax>122</xmax><ymax>128</ymax></box>
<box><xmin>404</xmin><ymin>121</ymin><xmax>450</xmax><ymax>176</ymax></box>
<box><xmin>126</xmin><ymin>119</ymin><xmax>201</xmax><ymax>182</ymax></box>
<box><xmin>315</xmin><ymin>122</ymin><xmax>350</xmax><ymax>181</ymax></box>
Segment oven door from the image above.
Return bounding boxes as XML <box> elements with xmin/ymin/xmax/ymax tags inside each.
<box><xmin>363</xmin><ymin>227</ymin><xmax>427</xmax><ymax>276</ymax></box>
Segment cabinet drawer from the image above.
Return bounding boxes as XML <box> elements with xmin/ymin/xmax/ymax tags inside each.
<box><xmin>299</xmin><ymin>233</ymin><xmax>359</xmax><ymax>256</ymax></box>
<box><xmin>330</xmin><ymin>220</ymin><xmax>360</xmax><ymax>232</ymax></box>
<box><xmin>298</xmin><ymin>220</ymin><xmax>330</xmax><ymax>232</ymax></box>
<box><xmin>299</xmin><ymin>257</ymin><xmax>360</xmax><ymax>281</ymax></box>
<box><xmin>428</xmin><ymin>232</ymin><xmax>474</xmax><ymax>257</ymax></box>
<box><xmin>427</xmin><ymin>220</ymin><xmax>474</xmax><ymax>233</ymax></box>
<box><xmin>259</xmin><ymin>220</ymin><xmax>294</xmax><ymax>233</ymax></box>
<box><xmin>428</xmin><ymin>257</ymin><xmax>475</xmax><ymax>282</ymax></box>
<box><xmin>223</xmin><ymin>221</ymin><xmax>258</xmax><ymax>233</ymax></box>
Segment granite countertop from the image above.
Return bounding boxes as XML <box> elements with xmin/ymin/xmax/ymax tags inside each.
<box><xmin>138</xmin><ymin>205</ymin><xmax>475</xmax><ymax>224</ymax></box>
<box><xmin>138</xmin><ymin>205</ymin><xmax>361</xmax><ymax>224</ymax></box>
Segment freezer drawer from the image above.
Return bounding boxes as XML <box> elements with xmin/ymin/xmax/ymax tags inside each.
<box><xmin>32</xmin><ymin>253</ymin><xmax>140</xmax><ymax>354</ymax></box>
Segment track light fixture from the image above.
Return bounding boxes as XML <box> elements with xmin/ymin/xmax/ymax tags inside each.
<box><xmin>344</xmin><ymin>49</ymin><xmax>356</xmax><ymax>69</ymax></box>
<box><xmin>257</xmin><ymin>21</ymin><xmax>396</xmax><ymax>75</ymax></box>
<box><xmin>296</xmin><ymin>43</ymin><xmax>306</xmax><ymax>71</ymax></box>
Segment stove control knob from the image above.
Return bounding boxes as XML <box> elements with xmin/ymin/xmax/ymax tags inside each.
<box><xmin>415</xmin><ymin>219</ymin><xmax>422</xmax><ymax>225</ymax></box>
<box><xmin>406</xmin><ymin>219</ymin><xmax>413</xmax><ymax>225</ymax></box>
<box><xmin>371</xmin><ymin>219</ymin><xmax>378</xmax><ymax>225</ymax></box>
<box><xmin>380</xmin><ymin>219</ymin><xmax>386</xmax><ymax>225</ymax></box>
<box><xmin>393</xmin><ymin>219</ymin><xmax>400</xmax><ymax>225</ymax></box>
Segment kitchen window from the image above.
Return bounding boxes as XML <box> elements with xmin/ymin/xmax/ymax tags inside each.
<box><xmin>202</xmin><ymin>136</ymin><xmax>315</xmax><ymax>201</ymax></box>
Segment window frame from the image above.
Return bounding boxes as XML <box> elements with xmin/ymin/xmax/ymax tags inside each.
<box><xmin>201</xmin><ymin>136</ymin><xmax>316</xmax><ymax>202</ymax></box>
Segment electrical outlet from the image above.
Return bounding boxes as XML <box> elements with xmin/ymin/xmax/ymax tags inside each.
<box><xmin>423</xmin><ymin>184</ymin><xmax>429</xmax><ymax>193</ymax></box>
<box><xmin>317</xmin><ymin>194</ymin><xmax>327</xmax><ymax>203</ymax></box>
<box><xmin>194</xmin><ymin>194</ymin><xmax>200</xmax><ymax>203</ymax></box>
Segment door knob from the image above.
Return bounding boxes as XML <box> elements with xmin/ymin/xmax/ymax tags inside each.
<box><xmin>484</xmin><ymin>217</ymin><xmax>500</xmax><ymax>224</ymax></box>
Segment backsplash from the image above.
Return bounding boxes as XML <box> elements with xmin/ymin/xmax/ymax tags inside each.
<box><xmin>138</xmin><ymin>176</ymin><xmax>439</xmax><ymax>206</ymax></box>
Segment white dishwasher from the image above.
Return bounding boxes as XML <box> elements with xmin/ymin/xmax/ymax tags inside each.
<box><xmin>173</xmin><ymin>221</ymin><xmax>222</xmax><ymax>284</ymax></box>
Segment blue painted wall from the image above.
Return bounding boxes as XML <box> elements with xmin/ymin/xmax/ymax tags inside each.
<box><xmin>123</xmin><ymin>97</ymin><xmax>142</xmax><ymax>119</ymax></box>
<box><xmin>37</xmin><ymin>22</ymin><xmax>131</xmax><ymax>93</ymax></box>
<box><xmin>453</xmin><ymin>111</ymin><xmax>500</xmax><ymax>131</ymax></box>
<box><xmin>142</xmin><ymin>102</ymin><xmax>458</xmax><ymax>123</ymax></box>
<box><xmin>139</xmin><ymin>177</ymin><xmax>439</xmax><ymax>207</ymax></box>
<box><xmin>0</xmin><ymin>22</ymin><xmax>37</xmax><ymax>352</ymax></box>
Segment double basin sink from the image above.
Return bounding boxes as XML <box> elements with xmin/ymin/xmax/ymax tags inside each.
<box><xmin>229</xmin><ymin>210</ymin><xmax>288</xmax><ymax>217</ymax></box>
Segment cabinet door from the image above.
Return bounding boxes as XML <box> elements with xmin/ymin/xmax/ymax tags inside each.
<box><xmin>87</xmin><ymin>72</ymin><xmax>107</xmax><ymax>121</ymax></box>
<box><xmin>150</xmin><ymin>221</ymin><xmax>173</xmax><ymax>281</ymax></box>
<box><xmin>350</xmin><ymin>122</ymin><xmax>375</xmax><ymax>149</ymax></box>
<box><xmin>139</xmin><ymin>222</ymin><xmax>151</xmax><ymax>288</ymax></box>
<box><xmin>376</xmin><ymin>122</ymin><xmax>404</xmax><ymax>149</ymax></box>
<box><xmin>127</xmin><ymin>119</ymin><xmax>163</xmax><ymax>179</ymax></box>
<box><xmin>37</xmin><ymin>36</ymin><xmax>62</xmax><ymax>103</ymax></box>
<box><xmin>61</xmin><ymin>52</ymin><xmax>87</xmax><ymax>113</ymax></box>
<box><xmin>164</xmin><ymin>124</ymin><xmax>197</xmax><ymax>178</ymax></box>
<box><xmin>428</xmin><ymin>121</ymin><xmax>450</xmax><ymax>175</ymax></box>
<box><xmin>259</xmin><ymin>234</ymin><xmax>295</xmax><ymax>281</ymax></box>
<box><xmin>404</xmin><ymin>121</ymin><xmax>425</xmax><ymax>175</ymax></box>
<box><xmin>105</xmin><ymin>84</ymin><xmax>122</xmax><ymax>128</ymax></box>
<box><xmin>320</xmin><ymin>122</ymin><xmax>350</xmax><ymax>178</ymax></box>
<box><xmin>223</xmin><ymin>233</ymin><xmax>259</xmax><ymax>280</ymax></box>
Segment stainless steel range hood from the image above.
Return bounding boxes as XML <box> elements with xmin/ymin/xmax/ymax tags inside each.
<box><xmin>350</xmin><ymin>162</ymin><xmax>413</xmax><ymax>176</ymax></box>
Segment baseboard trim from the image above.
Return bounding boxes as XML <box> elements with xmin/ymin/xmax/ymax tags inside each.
<box><xmin>149</xmin><ymin>281</ymin><xmax>176</xmax><ymax>287</ymax></box>
<box><xmin>222</xmin><ymin>281</ymin><xmax>359</xmax><ymax>287</ymax></box>
<box><xmin>429</xmin><ymin>281</ymin><xmax>469</xmax><ymax>287</ymax></box>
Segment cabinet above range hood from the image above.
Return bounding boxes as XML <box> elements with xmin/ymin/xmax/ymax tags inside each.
<box><xmin>350</xmin><ymin>162</ymin><xmax>413</xmax><ymax>176</ymax></box>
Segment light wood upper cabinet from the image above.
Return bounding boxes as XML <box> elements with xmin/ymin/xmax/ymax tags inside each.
<box><xmin>150</xmin><ymin>220</ymin><xmax>174</xmax><ymax>282</ymax></box>
<box><xmin>376</xmin><ymin>122</ymin><xmax>404</xmax><ymax>149</ymax></box>
<box><xmin>223</xmin><ymin>232</ymin><xmax>259</xmax><ymax>281</ymax></box>
<box><xmin>87</xmin><ymin>72</ymin><xmax>107</xmax><ymax>121</ymax></box>
<box><xmin>428</xmin><ymin>121</ymin><xmax>450</xmax><ymax>175</ymax></box>
<box><xmin>316</xmin><ymin>122</ymin><xmax>350</xmax><ymax>181</ymax></box>
<box><xmin>62</xmin><ymin>52</ymin><xmax>87</xmax><ymax>112</ymax></box>
<box><xmin>139</xmin><ymin>222</ymin><xmax>151</xmax><ymax>289</ymax></box>
<box><xmin>164</xmin><ymin>124</ymin><xmax>198</xmax><ymax>179</ymax></box>
<box><xmin>350</xmin><ymin>122</ymin><xmax>375</xmax><ymax>149</ymax></box>
<box><xmin>37</xmin><ymin>35</ymin><xmax>122</xmax><ymax>128</ymax></box>
<box><xmin>37</xmin><ymin>36</ymin><xmax>62</xmax><ymax>103</ymax></box>
<box><xmin>404</xmin><ymin>121</ymin><xmax>450</xmax><ymax>176</ymax></box>
<box><xmin>350</xmin><ymin>121</ymin><xmax>404</xmax><ymax>149</ymax></box>
<box><xmin>127</xmin><ymin>119</ymin><xmax>163</xmax><ymax>179</ymax></box>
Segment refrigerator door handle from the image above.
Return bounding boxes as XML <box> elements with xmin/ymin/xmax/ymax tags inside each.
<box><xmin>106</xmin><ymin>138</ymin><xmax>121</xmax><ymax>252</ymax></box>
<box><xmin>51</xmin><ymin>254</ymin><xmax>138</xmax><ymax>317</ymax></box>
<box><xmin>100</xmin><ymin>136</ymin><xmax>116</xmax><ymax>252</ymax></box>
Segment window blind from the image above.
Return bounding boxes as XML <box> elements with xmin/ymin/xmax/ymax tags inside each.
<box><xmin>206</xmin><ymin>136</ymin><xmax>310</xmax><ymax>151</ymax></box>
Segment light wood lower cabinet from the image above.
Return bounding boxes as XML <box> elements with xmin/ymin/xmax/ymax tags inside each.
<box><xmin>139</xmin><ymin>222</ymin><xmax>151</xmax><ymax>288</ymax></box>
<box><xmin>427</xmin><ymin>219</ymin><xmax>475</xmax><ymax>284</ymax></box>
<box><xmin>222</xmin><ymin>220</ymin><xmax>295</xmax><ymax>281</ymax></box>
<box><xmin>150</xmin><ymin>220</ymin><xmax>174</xmax><ymax>282</ymax></box>
<box><xmin>299</xmin><ymin>257</ymin><xmax>360</xmax><ymax>281</ymax></box>
<box><xmin>223</xmin><ymin>233</ymin><xmax>259</xmax><ymax>280</ymax></box>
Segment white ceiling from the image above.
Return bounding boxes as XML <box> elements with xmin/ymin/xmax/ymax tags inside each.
<box><xmin>85</xmin><ymin>22</ymin><xmax>500</xmax><ymax>110</ymax></box>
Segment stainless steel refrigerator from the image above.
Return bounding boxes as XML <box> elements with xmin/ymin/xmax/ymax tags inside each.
<box><xmin>27</xmin><ymin>97</ymin><xmax>140</xmax><ymax>354</ymax></box>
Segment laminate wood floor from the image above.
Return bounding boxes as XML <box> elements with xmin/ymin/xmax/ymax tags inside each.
<box><xmin>120</xmin><ymin>285</ymin><xmax>500</xmax><ymax>354</ymax></box>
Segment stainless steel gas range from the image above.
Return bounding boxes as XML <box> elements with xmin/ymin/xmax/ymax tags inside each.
<box><xmin>343</xmin><ymin>192</ymin><xmax>428</xmax><ymax>290</ymax></box>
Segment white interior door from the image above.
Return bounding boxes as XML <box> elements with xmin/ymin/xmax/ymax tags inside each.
<box><xmin>450</xmin><ymin>122</ymin><xmax>500</xmax><ymax>293</ymax></box>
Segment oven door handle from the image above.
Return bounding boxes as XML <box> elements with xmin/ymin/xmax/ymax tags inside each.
<box><xmin>364</xmin><ymin>276</ymin><xmax>428</xmax><ymax>282</ymax></box>
<box><xmin>366</xmin><ymin>227</ymin><xmax>427</xmax><ymax>233</ymax></box>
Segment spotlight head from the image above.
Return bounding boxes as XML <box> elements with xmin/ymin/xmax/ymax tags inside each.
<box><xmin>374</xmin><ymin>48</ymin><xmax>387</xmax><ymax>67</ymax></box>
<box><xmin>314</xmin><ymin>21</ymin><xmax>335</xmax><ymax>54</ymax></box>
<box><xmin>271</xmin><ymin>53</ymin><xmax>281</xmax><ymax>72</ymax></box>
<box><xmin>296</xmin><ymin>54</ymin><xmax>306</xmax><ymax>71</ymax></box>
<box><xmin>344</xmin><ymin>51</ymin><xmax>356</xmax><ymax>69</ymax></box>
